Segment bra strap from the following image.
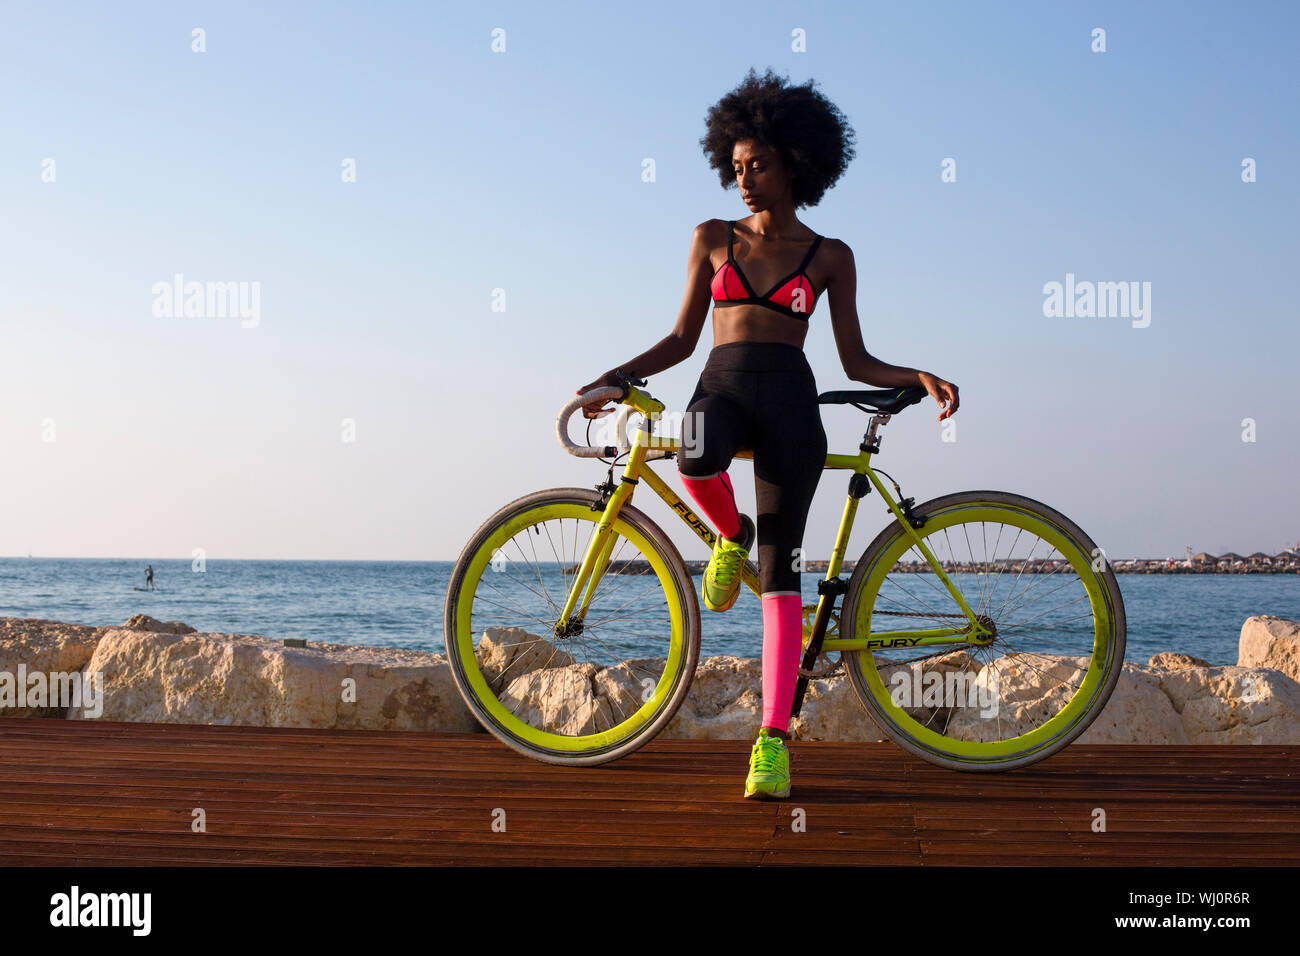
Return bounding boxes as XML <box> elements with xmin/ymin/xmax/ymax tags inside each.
<box><xmin>796</xmin><ymin>234</ymin><xmax>824</xmax><ymax>274</ymax></box>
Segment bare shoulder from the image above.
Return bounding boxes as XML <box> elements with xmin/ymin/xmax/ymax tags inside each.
<box><xmin>690</xmin><ymin>219</ymin><xmax>730</xmax><ymax>270</ymax></box>
<box><xmin>817</xmin><ymin>236</ymin><xmax>855</xmax><ymax>284</ymax></box>
<box><xmin>819</xmin><ymin>235</ymin><xmax>853</xmax><ymax>261</ymax></box>
<box><xmin>692</xmin><ymin>218</ymin><xmax>729</xmax><ymax>244</ymax></box>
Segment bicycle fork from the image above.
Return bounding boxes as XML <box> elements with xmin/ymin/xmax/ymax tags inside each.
<box><xmin>552</xmin><ymin>423</ymin><xmax>656</xmax><ymax>637</ymax></box>
<box><xmin>547</xmin><ymin>486</ymin><xmax>616</xmax><ymax>641</ymax></box>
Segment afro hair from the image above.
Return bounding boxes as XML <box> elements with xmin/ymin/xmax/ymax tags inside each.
<box><xmin>700</xmin><ymin>67</ymin><xmax>856</xmax><ymax>209</ymax></box>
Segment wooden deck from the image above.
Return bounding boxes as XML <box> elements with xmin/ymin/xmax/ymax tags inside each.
<box><xmin>0</xmin><ymin>719</ymin><xmax>1296</xmax><ymax>865</ymax></box>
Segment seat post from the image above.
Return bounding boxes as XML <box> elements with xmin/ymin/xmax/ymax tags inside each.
<box><xmin>862</xmin><ymin>412</ymin><xmax>891</xmax><ymax>453</ymax></box>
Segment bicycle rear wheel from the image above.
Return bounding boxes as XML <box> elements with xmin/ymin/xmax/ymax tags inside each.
<box><xmin>841</xmin><ymin>490</ymin><xmax>1125</xmax><ymax>771</ymax></box>
<box><xmin>443</xmin><ymin>488</ymin><xmax>700</xmax><ymax>765</ymax></box>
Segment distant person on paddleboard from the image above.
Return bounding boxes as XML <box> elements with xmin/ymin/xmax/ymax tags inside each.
<box><xmin>145</xmin><ymin>565</ymin><xmax>154</xmax><ymax>591</ymax></box>
<box><xmin>577</xmin><ymin>68</ymin><xmax>958</xmax><ymax>800</ymax></box>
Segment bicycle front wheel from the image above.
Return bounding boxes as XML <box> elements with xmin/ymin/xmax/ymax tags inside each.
<box><xmin>443</xmin><ymin>488</ymin><xmax>700</xmax><ymax>765</ymax></box>
<box><xmin>841</xmin><ymin>490</ymin><xmax>1125</xmax><ymax>771</ymax></box>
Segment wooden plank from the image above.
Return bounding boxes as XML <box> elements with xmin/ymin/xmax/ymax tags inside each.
<box><xmin>0</xmin><ymin>719</ymin><xmax>1296</xmax><ymax>865</ymax></box>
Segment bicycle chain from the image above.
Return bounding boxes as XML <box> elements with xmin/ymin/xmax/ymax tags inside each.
<box><xmin>877</xmin><ymin>610</ymin><xmax>969</xmax><ymax>618</ymax></box>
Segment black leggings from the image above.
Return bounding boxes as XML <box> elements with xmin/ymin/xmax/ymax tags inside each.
<box><xmin>677</xmin><ymin>341</ymin><xmax>828</xmax><ymax>595</ymax></box>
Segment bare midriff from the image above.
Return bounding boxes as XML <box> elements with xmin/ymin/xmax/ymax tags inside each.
<box><xmin>709</xmin><ymin>309</ymin><xmax>809</xmax><ymax>349</ymax></box>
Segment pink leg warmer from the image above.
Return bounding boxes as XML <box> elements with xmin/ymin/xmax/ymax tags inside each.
<box><xmin>761</xmin><ymin>592</ymin><xmax>804</xmax><ymax>732</ymax></box>
<box><xmin>679</xmin><ymin>470</ymin><xmax>741</xmax><ymax>540</ymax></box>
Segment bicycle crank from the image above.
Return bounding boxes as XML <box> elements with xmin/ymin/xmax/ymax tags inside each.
<box><xmin>798</xmin><ymin>655</ymin><xmax>842</xmax><ymax>680</ymax></box>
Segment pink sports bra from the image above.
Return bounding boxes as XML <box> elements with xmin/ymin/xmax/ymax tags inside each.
<box><xmin>710</xmin><ymin>219</ymin><xmax>824</xmax><ymax>321</ymax></box>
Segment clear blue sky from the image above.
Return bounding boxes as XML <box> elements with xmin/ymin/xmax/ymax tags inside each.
<box><xmin>2</xmin><ymin>0</ymin><xmax>1296</xmax><ymax>562</ymax></box>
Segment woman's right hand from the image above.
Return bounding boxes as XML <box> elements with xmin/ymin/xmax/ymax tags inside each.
<box><xmin>576</xmin><ymin>370</ymin><xmax>622</xmax><ymax>419</ymax></box>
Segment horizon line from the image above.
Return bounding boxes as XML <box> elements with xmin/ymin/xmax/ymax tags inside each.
<box><xmin>5</xmin><ymin>553</ymin><xmax>1295</xmax><ymax>564</ymax></box>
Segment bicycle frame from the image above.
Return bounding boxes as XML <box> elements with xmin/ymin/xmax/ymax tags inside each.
<box><xmin>555</xmin><ymin>386</ymin><xmax>993</xmax><ymax>656</ymax></box>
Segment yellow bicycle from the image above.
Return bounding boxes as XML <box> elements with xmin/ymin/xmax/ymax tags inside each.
<box><xmin>443</xmin><ymin>372</ymin><xmax>1125</xmax><ymax>770</ymax></box>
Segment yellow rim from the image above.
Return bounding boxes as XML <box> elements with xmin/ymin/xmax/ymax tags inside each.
<box><xmin>452</xmin><ymin>501</ymin><xmax>688</xmax><ymax>755</ymax></box>
<box><xmin>850</xmin><ymin>502</ymin><xmax>1117</xmax><ymax>763</ymax></box>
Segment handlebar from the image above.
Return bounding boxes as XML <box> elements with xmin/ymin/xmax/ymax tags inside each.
<box><xmin>555</xmin><ymin>386</ymin><xmax>625</xmax><ymax>458</ymax></box>
<box><xmin>556</xmin><ymin>381</ymin><xmax>673</xmax><ymax>460</ymax></box>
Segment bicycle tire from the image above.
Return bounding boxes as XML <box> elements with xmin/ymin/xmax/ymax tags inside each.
<box><xmin>840</xmin><ymin>490</ymin><xmax>1126</xmax><ymax>771</ymax></box>
<box><xmin>443</xmin><ymin>487</ymin><xmax>701</xmax><ymax>766</ymax></box>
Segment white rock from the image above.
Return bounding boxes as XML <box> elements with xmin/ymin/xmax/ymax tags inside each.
<box><xmin>69</xmin><ymin>627</ymin><xmax>479</xmax><ymax>732</ymax></box>
<box><xmin>662</xmin><ymin>656</ymin><xmax>763</xmax><ymax>739</ymax></box>
<box><xmin>0</xmin><ymin>618</ymin><xmax>104</xmax><ymax>717</ymax></box>
<box><xmin>2</xmin><ymin>614</ymin><xmax>1294</xmax><ymax>745</ymax></box>
<box><xmin>1149</xmin><ymin>651</ymin><xmax>1210</xmax><ymax>669</ymax></box>
<box><xmin>1077</xmin><ymin>663</ymin><xmax>1190</xmax><ymax>744</ymax></box>
<box><xmin>790</xmin><ymin>673</ymin><xmax>890</xmax><ymax>742</ymax></box>
<box><xmin>1153</xmin><ymin>663</ymin><xmax>1300</xmax><ymax>744</ymax></box>
<box><xmin>1238</xmin><ymin>615</ymin><xmax>1300</xmax><ymax>683</ymax></box>
<box><xmin>499</xmin><ymin>663</ymin><xmax>609</xmax><ymax>736</ymax></box>
<box><xmin>122</xmin><ymin>614</ymin><xmax>196</xmax><ymax>635</ymax></box>
<box><xmin>476</xmin><ymin>626</ymin><xmax>575</xmax><ymax>694</ymax></box>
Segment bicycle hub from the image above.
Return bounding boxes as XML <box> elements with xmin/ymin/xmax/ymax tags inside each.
<box><xmin>553</xmin><ymin>618</ymin><xmax>584</xmax><ymax>639</ymax></box>
<box><xmin>972</xmin><ymin>614</ymin><xmax>998</xmax><ymax>645</ymax></box>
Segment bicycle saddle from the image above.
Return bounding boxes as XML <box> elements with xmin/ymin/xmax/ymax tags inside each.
<box><xmin>817</xmin><ymin>386</ymin><xmax>928</xmax><ymax>415</ymax></box>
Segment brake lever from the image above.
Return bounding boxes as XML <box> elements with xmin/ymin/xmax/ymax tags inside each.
<box><xmin>614</xmin><ymin>367</ymin><xmax>647</xmax><ymax>390</ymax></box>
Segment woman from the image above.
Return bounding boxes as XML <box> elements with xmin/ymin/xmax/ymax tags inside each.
<box><xmin>577</xmin><ymin>68</ymin><xmax>959</xmax><ymax>799</ymax></box>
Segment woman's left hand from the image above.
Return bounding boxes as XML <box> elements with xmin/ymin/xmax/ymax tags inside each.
<box><xmin>917</xmin><ymin>371</ymin><xmax>959</xmax><ymax>421</ymax></box>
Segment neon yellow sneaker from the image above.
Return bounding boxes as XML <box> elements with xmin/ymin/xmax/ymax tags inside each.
<box><xmin>702</xmin><ymin>514</ymin><xmax>755</xmax><ymax>613</ymax></box>
<box><xmin>744</xmin><ymin>728</ymin><xmax>791</xmax><ymax>799</ymax></box>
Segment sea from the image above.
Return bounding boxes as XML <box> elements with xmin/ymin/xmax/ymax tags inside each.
<box><xmin>0</xmin><ymin>557</ymin><xmax>1295</xmax><ymax>666</ymax></box>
